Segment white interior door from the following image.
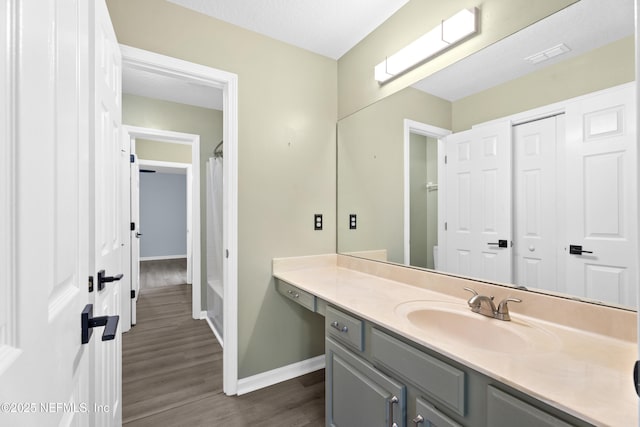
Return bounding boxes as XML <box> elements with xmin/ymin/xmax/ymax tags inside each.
<box><xmin>513</xmin><ymin>115</ymin><xmax>564</xmax><ymax>292</ymax></box>
<box><xmin>443</xmin><ymin>121</ymin><xmax>512</xmax><ymax>283</ymax></box>
<box><xmin>130</xmin><ymin>151</ymin><xmax>141</xmax><ymax>327</ymax></box>
<box><xmin>565</xmin><ymin>84</ymin><xmax>637</xmax><ymax>307</ymax></box>
<box><xmin>90</xmin><ymin>0</ymin><xmax>124</xmax><ymax>425</ymax></box>
<box><xmin>0</xmin><ymin>1</ymin><xmax>92</xmax><ymax>426</ymax></box>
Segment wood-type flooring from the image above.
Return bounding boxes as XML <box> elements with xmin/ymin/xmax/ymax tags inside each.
<box><xmin>123</xmin><ymin>266</ymin><xmax>325</xmax><ymax>426</ymax></box>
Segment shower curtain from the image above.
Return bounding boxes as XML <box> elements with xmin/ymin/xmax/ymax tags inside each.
<box><xmin>206</xmin><ymin>157</ymin><xmax>224</xmax><ymax>344</ymax></box>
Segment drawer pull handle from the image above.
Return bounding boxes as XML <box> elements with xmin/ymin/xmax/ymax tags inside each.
<box><xmin>286</xmin><ymin>289</ymin><xmax>300</xmax><ymax>299</ymax></box>
<box><xmin>413</xmin><ymin>414</ymin><xmax>425</xmax><ymax>426</ymax></box>
<box><xmin>388</xmin><ymin>395</ymin><xmax>399</xmax><ymax>427</ymax></box>
<box><xmin>330</xmin><ymin>321</ymin><xmax>348</xmax><ymax>333</ymax></box>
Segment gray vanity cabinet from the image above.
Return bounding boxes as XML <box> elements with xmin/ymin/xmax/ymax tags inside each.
<box><xmin>487</xmin><ymin>386</ymin><xmax>574</xmax><ymax>427</ymax></box>
<box><xmin>414</xmin><ymin>398</ymin><xmax>462</xmax><ymax>427</ymax></box>
<box><xmin>326</xmin><ymin>336</ymin><xmax>406</xmax><ymax>427</ymax></box>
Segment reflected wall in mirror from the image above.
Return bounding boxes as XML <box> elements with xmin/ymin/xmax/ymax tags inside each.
<box><xmin>337</xmin><ymin>0</ymin><xmax>637</xmax><ymax>310</ymax></box>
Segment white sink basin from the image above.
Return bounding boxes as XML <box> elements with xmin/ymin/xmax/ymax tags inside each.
<box><xmin>394</xmin><ymin>300</ymin><xmax>561</xmax><ymax>354</ymax></box>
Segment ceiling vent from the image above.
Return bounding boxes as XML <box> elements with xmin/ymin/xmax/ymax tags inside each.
<box><xmin>524</xmin><ymin>43</ymin><xmax>571</xmax><ymax>64</ymax></box>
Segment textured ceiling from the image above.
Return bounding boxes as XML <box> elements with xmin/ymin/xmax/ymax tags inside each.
<box><xmin>166</xmin><ymin>0</ymin><xmax>410</xmax><ymax>60</ymax></box>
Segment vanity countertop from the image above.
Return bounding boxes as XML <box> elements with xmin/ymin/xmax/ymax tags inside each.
<box><xmin>273</xmin><ymin>254</ymin><xmax>638</xmax><ymax>427</ymax></box>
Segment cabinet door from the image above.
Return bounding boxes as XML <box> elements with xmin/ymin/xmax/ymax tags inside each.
<box><xmin>326</xmin><ymin>337</ymin><xmax>406</xmax><ymax>427</ymax></box>
<box><xmin>487</xmin><ymin>386</ymin><xmax>573</xmax><ymax>427</ymax></box>
<box><xmin>414</xmin><ymin>398</ymin><xmax>462</xmax><ymax>427</ymax></box>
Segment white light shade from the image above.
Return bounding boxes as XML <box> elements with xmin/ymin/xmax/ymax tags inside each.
<box><xmin>375</xmin><ymin>7</ymin><xmax>478</xmax><ymax>83</ymax></box>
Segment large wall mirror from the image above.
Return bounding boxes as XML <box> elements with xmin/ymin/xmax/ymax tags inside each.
<box><xmin>337</xmin><ymin>0</ymin><xmax>637</xmax><ymax>311</ymax></box>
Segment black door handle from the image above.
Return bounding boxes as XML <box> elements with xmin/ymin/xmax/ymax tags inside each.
<box><xmin>97</xmin><ymin>269</ymin><xmax>123</xmax><ymax>291</ymax></box>
<box><xmin>135</xmin><ymin>232</ymin><xmax>142</xmax><ymax>238</ymax></box>
<box><xmin>81</xmin><ymin>304</ymin><xmax>119</xmax><ymax>344</ymax></box>
<box><xmin>569</xmin><ymin>245</ymin><xmax>593</xmax><ymax>255</ymax></box>
<box><xmin>488</xmin><ymin>240</ymin><xmax>508</xmax><ymax>248</ymax></box>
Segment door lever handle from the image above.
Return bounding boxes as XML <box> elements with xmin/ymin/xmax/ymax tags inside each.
<box><xmin>81</xmin><ymin>304</ymin><xmax>119</xmax><ymax>344</ymax></box>
<box><xmin>97</xmin><ymin>269</ymin><xmax>123</xmax><ymax>291</ymax></box>
<box><xmin>135</xmin><ymin>232</ymin><xmax>142</xmax><ymax>238</ymax></box>
<box><xmin>569</xmin><ymin>245</ymin><xmax>593</xmax><ymax>255</ymax></box>
<box><xmin>488</xmin><ymin>239</ymin><xmax>508</xmax><ymax>248</ymax></box>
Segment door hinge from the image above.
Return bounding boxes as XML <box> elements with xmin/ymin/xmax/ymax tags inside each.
<box><xmin>130</xmin><ymin>154</ymin><xmax>135</xmax><ymax>163</ymax></box>
<box><xmin>131</xmin><ymin>290</ymin><xmax>136</xmax><ymax>299</ymax></box>
<box><xmin>88</xmin><ymin>276</ymin><xmax>94</xmax><ymax>293</ymax></box>
<box><xmin>444</xmin><ymin>155</ymin><xmax>448</xmax><ymax>164</ymax></box>
<box><xmin>225</xmin><ymin>249</ymin><xmax>229</xmax><ymax>259</ymax></box>
<box><xmin>130</xmin><ymin>222</ymin><xmax>135</xmax><ymax>231</ymax></box>
<box><xmin>444</xmin><ymin>222</ymin><xmax>448</xmax><ymax>231</ymax></box>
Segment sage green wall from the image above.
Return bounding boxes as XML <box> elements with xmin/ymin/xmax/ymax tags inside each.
<box><xmin>135</xmin><ymin>139</ymin><xmax>192</xmax><ymax>163</ymax></box>
<box><xmin>123</xmin><ymin>94</ymin><xmax>219</xmax><ymax>309</ymax></box>
<box><xmin>452</xmin><ymin>36</ymin><xmax>635</xmax><ymax>131</ymax></box>
<box><xmin>337</xmin><ymin>0</ymin><xmax>577</xmax><ymax>119</ymax></box>
<box><xmin>108</xmin><ymin>0</ymin><xmax>336</xmax><ymax>379</ymax></box>
<box><xmin>338</xmin><ymin>88</ymin><xmax>450</xmax><ymax>262</ymax></box>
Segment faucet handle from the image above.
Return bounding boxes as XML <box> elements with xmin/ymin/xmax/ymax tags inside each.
<box><xmin>463</xmin><ymin>287</ymin><xmax>478</xmax><ymax>297</ymax></box>
<box><xmin>496</xmin><ymin>297</ymin><xmax>522</xmax><ymax>321</ymax></box>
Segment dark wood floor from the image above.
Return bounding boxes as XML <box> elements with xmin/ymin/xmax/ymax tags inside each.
<box><xmin>139</xmin><ymin>258</ymin><xmax>188</xmax><ymax>290</ymax></box>
<box><xmin>123</xmin><ymin>282</ymin><xmax>325</xmax><ymax>426</ymax></box>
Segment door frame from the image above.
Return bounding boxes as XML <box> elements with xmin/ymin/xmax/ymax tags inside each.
<box><xmin>120</xmin><ymin>45</ymin><xmax>239</xmax><ymax>395</ymax></box>
<box><xmin>403</xmin><ymin>119</ymin><xmax>451</xmax><ymax>266</ymax></box>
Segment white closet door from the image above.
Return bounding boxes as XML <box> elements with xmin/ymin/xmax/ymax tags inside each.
<box><xmin>444</xmin><ymin>121</ymin><xmax>512</xmax><ymax>283</ymax></box>
<box><xmin>565</xmin><ymin>85</ymin><xmax>637</xmax><ymax>306</ymax></box>
<box><xmin>513</xmin><ymin>116</ymin><xmax>564</xmax><ymax>292</ymax></box>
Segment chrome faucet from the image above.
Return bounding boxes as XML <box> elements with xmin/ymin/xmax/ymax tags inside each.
<box><xmin>464</xmin><ymin>288</ymin><xmax>521</xmax><ymax>321</ymax></box>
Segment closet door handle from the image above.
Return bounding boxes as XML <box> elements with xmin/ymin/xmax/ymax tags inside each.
<box><xmin>569</xmin><ymin>245</ymin><xmax>593</xmax><ymax>255</ymax></box>
<box><xmin>487</xmin><ymin>240</ymin><xmax>508</xmax><ymax>248</ymax></box>
<box><xmin>135</xmin><ymin>232</ymin><xmax>142</xmax><ymax>238</ymax></box>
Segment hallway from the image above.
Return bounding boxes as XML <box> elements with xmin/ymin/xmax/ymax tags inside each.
<box><xmin>122</xmin><ymin>283</ymin><xmax>325</xmax><ymax>426</ymax></box>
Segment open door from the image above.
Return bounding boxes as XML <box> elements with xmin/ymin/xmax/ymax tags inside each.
<box><xmin>564</xmin><ymin>85</ymin><xmax>637</xmax><ymax>306</ymax></box>
<box><xmin>0</xmin><ymin>1</ymin><xmax>93</xmax><ymax>425</ymax></box>
<box><xmin>90</xmin><ymin>0</ymin><xmax>124</xmax><ymax>425</ymax></box>
<box><xmin>130</xmin><ymin>152</ymin><xmax>141</xmax><ymax>327</ymax></box>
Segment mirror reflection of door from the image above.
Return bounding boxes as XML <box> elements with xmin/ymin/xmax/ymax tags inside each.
<box><xmin>409</xmin><ymin>133</ymin><xmax>439</xmax><ymax>269</ymax></box>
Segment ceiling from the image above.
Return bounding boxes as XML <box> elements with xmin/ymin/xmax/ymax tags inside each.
<box><xmin>123</xmin><ymin>0</ymin><xmax>634</xmax><ymax>110</ymax></box>
<box><xmin>166</xmin><ymin>0</ymin><xmax>410</xmax><ymax>60</ymax></box>
<box><xmin>413</xmin><ymin>0</ymin><xmax>634</xmax><ymax>101</ymax></box>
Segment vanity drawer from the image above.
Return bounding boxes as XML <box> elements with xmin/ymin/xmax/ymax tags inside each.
<box><xmin>326</xmin><ymin>306</ymin><xmax>364</xmax><ymax>352</ymax></box>
<box><xmin>277</xmin><ymin>280</ymin><xmax>316</xmax><ymax>312</ymax></box>
<box><xmin>371</xmin><ymin>328</ymin><xmax>466</xmax><ymax>416</ymax></box>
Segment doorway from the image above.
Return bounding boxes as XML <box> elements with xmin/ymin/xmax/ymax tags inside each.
<box><xmin>403</xmin><ymin>119</ymin><xmax>451</xmax><ymax>267</ymax></box>
<box><xmin>121</xmin><ymin>45</ymin><xmax>239</xmax><ymax>395</ymax></box>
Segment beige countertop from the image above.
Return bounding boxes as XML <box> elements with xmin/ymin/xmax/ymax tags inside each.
<box><xmin>273</xmin><ymin>254</ymin><xmax>638</xmax><ymax>427</ymax></box>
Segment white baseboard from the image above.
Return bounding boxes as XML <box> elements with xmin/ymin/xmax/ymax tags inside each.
<box><xmin>203</xmin><ymin>312</ymin><xmax>224</xmax><ymax>348</ymax></box>
<box><xmin>140</xmin><ymin>255</ymin><xmax>187</xmax><ymax>261</ymax></box>
<box><xmin>236</xmin><ymin>354</ymin><xmax>325</xmax><ymax>396</ymax></box>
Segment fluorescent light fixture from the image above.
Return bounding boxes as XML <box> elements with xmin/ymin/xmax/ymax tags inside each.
<box><xmin>375</xmin><ymin>8</ymin><xmax>478</xmax><ymax>83</ymax></box>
